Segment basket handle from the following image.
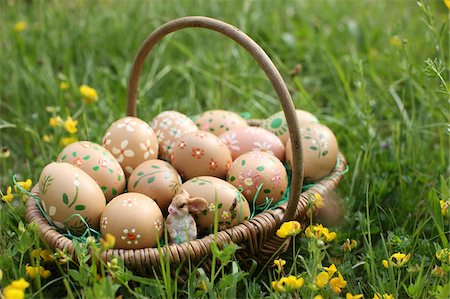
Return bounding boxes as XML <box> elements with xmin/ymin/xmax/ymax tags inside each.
<box><xmin>126</xmin><ymin>16</ymin><xmax>304</xmax><ymax>224</ymax></box>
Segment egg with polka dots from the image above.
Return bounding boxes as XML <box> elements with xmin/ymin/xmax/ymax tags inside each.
<box><xmin>102</xmin><ymin>117</ymin><xmax>158</xmax><ymax>177</ymax></box>
<box><xmin>194</xmin><ymin>110</ymin><xmax>248</xmax><ymax>136</ymax></box>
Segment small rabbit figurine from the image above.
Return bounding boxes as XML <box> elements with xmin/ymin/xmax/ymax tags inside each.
<box><xmin>166</xmin><ymin>189</ymin><xmax>208</xmax><ymax>244</ymax></box>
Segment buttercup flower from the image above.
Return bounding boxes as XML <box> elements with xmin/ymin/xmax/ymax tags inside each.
<box><xmin>2</xmin><ymin>278</ymin><xmax>30</xmax><ymax>299</ymax></box>
<box><xmin>64</xmin><ymin>116</ymin><xmax>78</xmax><ymax>134</ymax></box>
<box><xmin>346</xmin><ymin>293</ymin><xmax>364</xmax><ymax>299</ymax></box>
<box><xmin>382</xmin><ymin>260</ymin><xmax>389</xmax><ymax>269</ymax></box>
<box><xmin>273</xmin><ymin>258</ymin><xmax>286</xmax><ymax>271</ymax></box>
<box><xmin>49</xmin><ymin>116</ymin><xmax>62</xmax><ymax>127</ymax></box>
<box><xmin>42</xmin><ymin>134</ymin><xmax>53</xmax><ymax>143</ymax></box>
<box><xmin>272</xmin><ymin>275</ymin><xmax>304</xmax><ymax>293</ymax></box>
<box><xmin>60</xmin><ymin>137</ymin><xmax>78</xmax><ymax>146</ymax></box>
<box><xmin>440</xmin><ymin>200</ymin><xmax>449</xmax><ymax>216</ymax></box>
<box><xmin>388</xmin><ymin>252</ymin><xmax>410</xmax><ymax>268</ymax></box>
<box><xmin>2</xmin><ymin>186</ymin><xmax>14</xmax><ymax>202</ymax></box>
<box><xmin>313</xmin><ymin>296</ymin><xmax>324</xmax><ymax>299</ymax></box>
<box><xmin>15</xmin><ymin>179</ymin><xmax>32</xmax><ymax>192</ymax></box>
<box><xmin>342</xmin><ymin>239</ymin><xmax>358</xmax><ymax>252</ymax></box>
<box><xmin>79</xmin><ymin>85</ymin><xmax>98</xmax><ymax>104</ymax></box>
<box><xmin>305</xmin><ymin>224</ymin><xmax>337</xmax><ymax>242</ymax></box>
<box><xmin>329</xmin><ymin>271</ymin><xmax>347</xmax><ymax>294</ymax></box>
<box><xmin>324</xmin><ymin>264</ymin><xmax>337</xmax><ymax>276</ymax></box>
<box><xmin>59</xmin><ymin>82</ymin><xmax>70</xmax><ymax>90</ymax></box>
<box><xmin>14</xmin><ymin>21</ymin><xmax>27</xmax><ymax>33</ymax></box>
<box><xmin>315</xmin><ymin>271</ymin><xmax>329</xmax><ymax>288</ymax></box>
<box><xmin>444</xmin><ymin>0</ymin><xmax>450</xmax><ymax>9</ymax></box>
<box><xmin>276</xmin><ymin>221</ymin><xmax>301</xmax><ymax>238</ymax></box>
<box><xmin>389</xmin><ymin>35</ymin><xmax>401</xmax><ymax>47</ymax></box>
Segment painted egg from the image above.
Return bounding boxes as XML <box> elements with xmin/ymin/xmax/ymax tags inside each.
<box><xmin>285</xmin><ymin>124</ymin><xmax>339</xmax><ymax>182</ymax></box>
<box><xmin>151</xmin><ymin>111</ymin><xmax>198</xmax><ymax>162</ymax></box>
<box><xmin>227</xmin><ymin>151</ymin><xmax>288</xmax><ymax>205</ymax></box>
<box><xmin>57</xmin><ymin>141</ymin><xmax>125</xmax><ymax>202</ymax></box>
<box><xmin>194</xmin><ymin>110</ymin><xmax>248</xmax><ymax>136</ymax></box>
<box><xmin>102</xmin><ymin>117</ymin><xmax>158</xmax><ymax>177</ymax></box>
<box><xmin>127</xmin><ymin>160</ymin><xmax>182</xmax><ymax>212</ymax></box>
<box><xmin>38</xmin><ymin>162</ymin><xmax>106</xmax><ymax>235</ymax></box>
<box><xmin>261</xmin><ymin>109</ymin><xmax>319</xmax><ymax>144</ymax></box>
<box><xmin>100</xmin><ymin>192</ymin><xmax>163</xmax><ymax>249</ymax></box>
<box><xmin>182</xmin><ymin>176</ymin><xmax>250</xmax><ymax>233</ymax></box>
<box><xmin>171</xmin><ymin>131</ymin><xmax>232</xmax><ymax>180</ymax></box>
<box><xmin>219</xmin><ymin>126</ymin><xmax>285</xmax><ymax>161</ymax></box>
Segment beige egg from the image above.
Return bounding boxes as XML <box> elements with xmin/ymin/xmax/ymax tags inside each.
<box><xmin>38</xmin><ymin>162</ymin><xmax>106</xmax><ymax>235</ymax></box>
<box><xmin>171</xmin><ymin>131</ymin><xmax>232</xmax><ymax>180</ymax></box>
<box><xmin>261</xmin><ymin>109</ymin><xmax>320</xmax><ymax>144</ymax></box>
<box><xmin>100</xmin><ymin>192</ymin><xmax>163</xmax><ymax>249</ymax></box>
<box><xmin>57</xmin><ymin>141</ymin><xmax>125</xmax><ymax>202</ymax></box>
<box><xmin>227</xmin><ymin>151</ymin><xmax>288</xmax><ymax>205</ymax></box>
<box><xmin>102</xmin><ymin>117</ymin><xmax>158</xmax><ymax>177</ymax></box>
<box><xmin>127</xmin><ymin>160</ymin><xmax>182</xmax><ymax>212</ymax></box>
<box><xmin>151</xmin><ymin>111</ymin><xmax>198</xmax><ymax>162</ymax></box>
<box><xmin>194</xmin><ymin>110</ymin><xmax>248</xmax><ymax>136</ymax></box>
<box><xmin>286</xmin><ymin>124</ymin><xmax>339</xmax><ymax>182</ymax></box>
<box><xmin>182</xmin><ymin>176</ymin><xmax>250</xmax><ymax>233</ymax></box>
<box><xmin>219</xmin><ymin>126</ymin><xmax>285</xmax><ymax>161</ymax></box>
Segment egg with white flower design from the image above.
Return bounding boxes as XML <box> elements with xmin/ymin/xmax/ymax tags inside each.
<box><xmin>57</xmin><ymin>141</ymin><xmax>125</xmax><ymax>202</ymax></box>
<box><xmin>194</xmin><ymin>110</ymin><xmax>248</xmax><ymax>136</ymax></box>
<box><xmin>102</xmin><ymin>117</ymin><xmax>158</xmax><ymax>177</ymax></box>
<box><xmin>38</xmin><ymin>162</ymin><xmax>106</xmax><ymax>235</ymax></box>
<box><xmin>219</xmin><ymin>126</ymin><xmax>285</xmax><ymax>161</ymax></box>
<box><xmin>182</xmin><ymin>176</ymin><xmax>250</xmax><ymax>233</ymax></box>
<box><xmin>227</xmin><ymin>151</ymin><xmax>288</xmax><ymax>205</ymax></box>
<box><xmin>100</xmin><ymin>192</ymin><xmax>163</xmax><ymax>249</ymax></box>
<box><xmin>150</xmin><ymin>111</ymin><xmax>197</xmax><ymax>162</ymax></box>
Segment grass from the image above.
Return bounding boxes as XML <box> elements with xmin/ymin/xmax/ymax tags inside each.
<box><xmin>1</xmin><ymin>0</ymin><xmax>449</xmax><ymax>298</ymax></box>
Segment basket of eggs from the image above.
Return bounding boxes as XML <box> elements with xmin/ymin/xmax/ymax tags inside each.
<box><xmin>25</xmin><ymin>16</ymin><xmax>347</xmax><ymax>280</ymax></box>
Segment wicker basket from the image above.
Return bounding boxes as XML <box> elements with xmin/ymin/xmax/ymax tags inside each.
<box><xmin>25</xmin><ymin>16</ymin><xmax>347</xmax><ymax>280</ymax></box>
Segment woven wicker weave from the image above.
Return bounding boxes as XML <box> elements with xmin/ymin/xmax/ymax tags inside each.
<box><xmin>25</xmin><ymin>16</ymin><xmax>347</xmax><ymax>279</ymax></box>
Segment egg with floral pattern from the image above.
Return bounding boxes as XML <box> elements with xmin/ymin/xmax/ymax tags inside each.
<box><xmin>227</xmin><ymin>151</ymin><xmax>288</xmax><ymax>205</ymax></box>
<box><xmin>151</xmin><ymin>111</ymin><xmax>198</xmax><ymax>162</ymax></box>
<box><xmin>102</xmin><ymin>117</ymin><xmax>158</xmax><ymax>177</ymax></box>
<box><xmin>171</xmin><ymin>131</ymin><xmax>232</xmax><ymax>180</ymax></box>
<box><xmin>127</xmin><ymin>160</ymin><xmax>182</xmax><ymax>212</ymax></box>
<box><xmin>38</xmin><ymin>162</ymin><xmax>106</xmax><ymax>235</ymax></box>
<box><xmin>100</xmin><ymin>192</ymin><xmax>163</xmax><ymax>249</ymax></box>
<box><xmin>219</xmin><ymin>126</ymin><xmax>285</xmax><ymax>161</ymax></box>
<box><xmin>261</xmin><ymin>110</ymin><xmax>319</xmax><ymax>144</ymax></box>
<box><xmin>182</xmin><ymin>176</ymin><xmax>250</xmax><ymax>233</ymax></box>
<box><xmin>57</xmin><ymin>141</ymin><xmax>125</xmax><ymax>202</ymax></box>
<box><xmin>194</xmin><ymin>110</ymin><xmax>248</xmax><ymax>136</ymax></box>
<box><xmin>285</xmin><ymin>124</ymin><xmax>339</xmax><ymax>182</ymax></box>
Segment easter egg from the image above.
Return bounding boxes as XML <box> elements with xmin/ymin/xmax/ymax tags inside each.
<box><xmin>171</xmin><ymin>131</ymin><xmax>232</xmax><ymax>180</ymax></box>
<box><xmin>261</xmin><ymin>110</ymin><xmax>319</xmax><ymax>144</ymax></box>
<box><xmin>286</xmin><ymin>124</ymin><xmax>339</xmax><ymax>182</ymax></box>
<box><xmin>227</xmin><ymin>151</ymin><xmax>288</xmax><ymax>205</ymax></box>
<box><xmin>57</xmin><ymin>141</ymin><xmax>125</xmax><ymax>202</ymax></box>
<box><xmin>151</xmin><ymin>111</ymin><xmax>198</xmax><ymax>162</ymax></box>
<box><xmin>127</xmin><ymin>160</ymin><xmax>182</xmax><ymax>212</ymax></box>
<box><xmin>219</xmin><ymin>126</ymin><xmax>285</xmax><ymax>161</ymax></box>
<box><xmin>100</xmin><ymin>192</ymin><xmax>163</xmax><ymax>249</ymax></box>
<box><xmin>194</xmin><ymin>110</ymin><xmax>248</xmax><ymax>136</ymax></box>
<box><xmin>182</xmin><ymin>176</ymin><xmax>250</xmax><ymax>233</ymax></box>
<box><xmin>38</xmin><ymin>162</ymin><xmax>106</xmax><ymax>235</ymax></box>
<box><xmin>102</xmin><ymin>117</ymin><xmax>158</xmax><ymax>177</ymax></box>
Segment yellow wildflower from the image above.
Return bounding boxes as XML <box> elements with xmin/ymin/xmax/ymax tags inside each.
<box><xmin>342</xmin><ymin>239</ymin><xmax>358</xmax><ymax>252</ymax></box>
<box><xmin>2</xmin><ymin>186</ymin><xmax>14</xmax><ymax>202</ymax></box>
<box><xmin>64</xmin><ymin>116</ymin><xmax>78</xmax><ymax>134</ymax></box>
<box><xmin>314</xmin><ymin>193</ymin><xmax>325</xmax><ymax>209</ymax></box>
<box><xmin>323</xmin><ymin>263</ymin><xmax>337</xmax><ymax>276</ymax></box>
<box><xmin>79</xmin><ymin>85</ymin><xmax>98</xmax><ymax>104</ymax></box>
<box><xmin>440</xmin><ymin>200</ymin><xmax>449</xmax><ymax>216</ymax></box>
<box><xmin>14</xmin><ymin>21</ymin><xmax>27</xmax><ymax>33</ymax></box>
<box><xmin>431</xmin><ymin>265</ymin><xmax>444</xmax><ymax>277</ymax></box>
<box><xmin>100</xmin><ymin>233</ymin><xmax>116</xmax><ymax>250</ymax></box>
<box><xmin>15</xmin><ymin>179</ymin><xmax>32</xmax><ymax>192</ymax></box>
<box><xmin>389</xmin><ymin>35</ymin><xmax>401</xmax><ymax>47</ymax></box>
<box><xmin>373</xmin><ymin>294</ymin><xmax>393</xmax><ymax>299</ymax></box>
<box><xmin>60</xmin><ymin>137</ymin><xmax>78</xmax><ymax>146</ymax></box>
<box><xmin>3</xmin><ymin>286</ymin><xmax>25</xmax><ymax>299</ymax></box>
<box><xmin>347</xmin><ymin>293</ymin><xmax>364</xmax><ymax>299</ymax></box>
<box><xmin>313</xmin><ymin>296</ymin><xmax>324</xmax><ymax>299</ymax></box>
<box><xmin>445</xmin><ymin>0</ymin><xmax>450</xmax><ymax>9</ymax></box>
<box><xmin>315</xmin><ymin>271</ymin><xmax>329</xmax><ymax>289</ymax></box>
<box><xmin>42</xmin><ymin>134</ymin><xmax>53</xmax><ymax>143</ymax></box>
<box><xmin>0</xmin><ymin>269</ymin><xmax>3</xmax><ymax>281</ymax></box>
<box><xmin>436</xmin><ymin>248</ymin><xmax>450</xmax><ymax>264</ymax></box>
<box><xmin>382</xmin><ymin>260</ymin><xmax>389</xmax><ymax>269</ymax></box>
<box><xmin>25</xmin><ymin>265</ymin><xmax>51</xmax><ymax>279</ymax></box>
<box><xmin>10</xmin><ymin>278</ymin><xmax>29</xmax><ymax>290</ymax></box>
<box><xmin>49</xmin><ymin>116</ymin><xmax>62</xmax><ymax>127</ymax></box>
<box><xmin>272</xmin><ymin>275</ymin><xmax>304</xmax><ymax>293</ymax></box>
<box><xmin>55</xmin><ymin>249</ymin><xmax>70</xmax><ymax>264</ymax></box>
<box><xmin>273</xmin><ymin>258</ymin><xmax>286</xmax><ymax>272</ymax></box>
<box><xmin>305</xmin><ymin>224</ymin><xmax>337</xmax><ymax>242</ymax></box>
<box><xmin>389</xmin><ymin>252</ymin><xmax>410</xmax><ymax>268</ymax></box>
<box><xmin>198</xmin><ymin>280</ymin><xmax>207</xmax><ymax>291</ymax></box>
<box><xmin>59</xmin><ymin>82</ymin><xmax>70</xmax><ymax>90</ymax></box>
<box><xmin>329</xmin><ymin>272</ymin><xmax>347</xmax><ymax>294</ymax></box>
<box><xmin>276</xmin><ymin>221</ymin><xmax>301</xmax><ymax>238</ymax></box>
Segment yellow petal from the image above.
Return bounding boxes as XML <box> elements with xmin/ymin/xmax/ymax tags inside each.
<box><xmin>315</xmin><ymin>271</ymin><xmax>329</xmax><ymax>288</ymax></box>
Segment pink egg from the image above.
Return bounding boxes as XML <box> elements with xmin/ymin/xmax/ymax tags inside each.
<box><xmin>219</xmin><ymin>126</ymin><xmax>285</xmax><ymax>160</ymax></box>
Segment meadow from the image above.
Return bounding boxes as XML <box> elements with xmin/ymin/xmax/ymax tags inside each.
<box><xmin>0</xmin><ymin>0</ymin><xmax>449</xmax><ymax>298</ymax></box>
